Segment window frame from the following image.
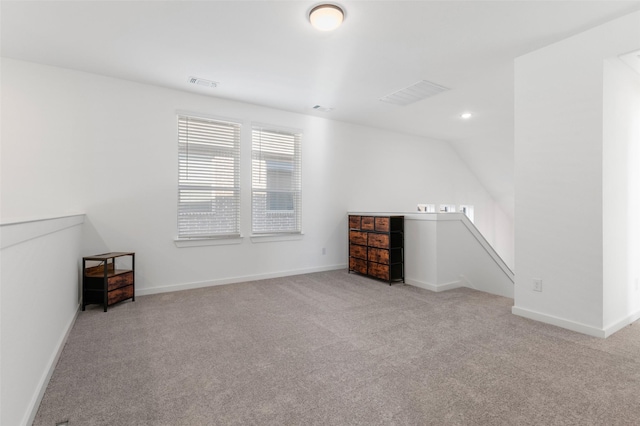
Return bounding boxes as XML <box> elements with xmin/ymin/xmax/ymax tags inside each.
<box><xmin>176</xmin><ymin>113</ymin><xmax>242</xmax><ymax>241</ymax></box>
<box><xmin>250</xmin><ymin>124</ymin><xmax>302</xmax><ymax>235</ymax></box>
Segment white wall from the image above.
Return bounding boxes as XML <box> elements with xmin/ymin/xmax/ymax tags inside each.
<box><xmin>1</xmin><ymin>61</ymin><xmax>88</xmax><ymax>223</ymax></box>
<box><xmin>514</xmin><ymin>11</ymin><xmax>640</xmax><ymax>336</ymax></box>
<box><xmin>603</xmin><ymin>57</ymin><xmax>640</xmax><ymax>330</ymax></box>
<box><xmin>2</xmin><ymin>58</ymin><xmax>510</xmax><ymax>295</ymax></box>
<box><xmin>491</xmin><ymin>204</ymin><xmax>514</xmax><ymax>271</ymax></box>
<box><xmin>2</xmin><ymin>59</ymin><xmax>512</xmax><ymax>423</ymax></box>
<box><xmin>0</xmin><ymin>215</ymin><xmax>84</xmax><ymax>426</ymax></box>
<box><xmin>340</xmin><ymin>123</ymin><xmax>515</xmax><ymax>270</ymax></box>
<box><xmin>403</xmin><ymin>213</ymin><xmax>514</xmax><ymax>298</ymax></box>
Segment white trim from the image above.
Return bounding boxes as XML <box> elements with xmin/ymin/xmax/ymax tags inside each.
<box><xmin>348</xmin><ymin>212</ymin><xmax>471</xmax><ymax>222</ymax></box>
<box><xmin>251</xmin><ymin>121</ymin><xmax>303</xmax><ymax>136</ymax></box>
<box><xmin>457</xmin><ymin>214</ymin><xmax>514</xmax><ymax>281</ymax></box>
<box><xmin>175</xmin><ymin>110</ymin><xmax>244</xmax><ymax>127</ymax></box>
<box><xmin>0</xmin><ymin>213</ymin><xmax>85</xmax><ymax>249</ymax></box>
<box><xmin>0</xmin><ymin>212</ymin><xmax>85</xmax><ymax>226</ymax></box>
<box><xmin>250</xmin><ymin>233</ymin><xmax>304</xmax><ymax>243</ymax></box>
<box><xmin>251</xmin><ymin>125</ymin><xmax>302</xmax><ymax>235</ymax></box>
<box><xmin>177</xmin><ymin>115</ymin><xmax>242</xmax><ymax>239</ymax></box>
<box><xmin>136</xmin><ymin>263</ymin><xmax>346</xmax><ymax>296</ymax></box>
<box><xmin>512</xmin><ymin>306</ymin><xmax>606</xmax><ymax>338</ymax></box>
<box><xmin>24</xmin><ymin>305</ymin><xmax>80</xmax><ymax>426</ymax></box>
<box><xmin>349</xmin><ymin>211</ymin><xmax>431</xmax><ymax>220</ymax></box>
<box><xmin>405</xmin><ymin>278</ymin><xmax>465</xmax><ymax>292</ymax></box>
<box><xmin>603</xmin><ymin>309</ymin><xmax>640</xmax><ymax>337</ymax></box>
<box><xmin>174</xmin><ymin>236</ymin><xmax>244</xmax><ymax>248</ymax></box>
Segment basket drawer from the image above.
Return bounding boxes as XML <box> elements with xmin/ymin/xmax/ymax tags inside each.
<box><xmin>108</xmin><ymin>284</ymin><xmax>134</xmax><ymax>305</ymax></box>
<box><xmin>108</xmin><ymin>271</ymin><xmax>134</xmax><ymax>291</ymax></box>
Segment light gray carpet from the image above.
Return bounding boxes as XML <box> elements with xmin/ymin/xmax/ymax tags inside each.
<box><xmin>34</xmin><ymin>270</ymin><xmax>640</xmax><ymax>425</ymax></box>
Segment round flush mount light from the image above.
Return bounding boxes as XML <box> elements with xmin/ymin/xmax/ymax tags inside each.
<box><xmin>309</xmin><ymin>4</ymin><xmax>344</xmax><ymax>31</ymax></box>
<box><xmin>460</xmin><ymin>112</ymin><xmax>473</xmax><ymax>119</ymax></box>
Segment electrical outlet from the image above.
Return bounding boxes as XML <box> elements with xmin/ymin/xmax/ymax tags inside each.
<box><xmin>322</xmin><ymin>247</ymin><xmax>326</xmax><ymax>255</ymax></box>
<box><xmin>533</xmin><ymin>279</ymin><xmax>543</xmax><ymax>292</ymax></box>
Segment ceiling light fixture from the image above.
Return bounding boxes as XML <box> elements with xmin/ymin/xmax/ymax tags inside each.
<box><xmin>460</xmin><ymin>112</ymin><xmax>473</xmax><ymax>119</ymax></box>
<box><xmin>309</xmin><ymin>4</ymin><xmax>344</xmax><ymax>31</ymax></box>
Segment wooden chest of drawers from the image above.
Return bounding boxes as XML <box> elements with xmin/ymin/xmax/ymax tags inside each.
<box><xmin>348</xmin><ymin>215</ymin><xmax>404</xmax><ymax>284</ymax></box>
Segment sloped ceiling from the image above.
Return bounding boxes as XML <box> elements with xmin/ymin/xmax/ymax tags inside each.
<box><xmin>3</xmin><ymin>1</ymin><xmax>640</xmax><ymax>218</ymax></box>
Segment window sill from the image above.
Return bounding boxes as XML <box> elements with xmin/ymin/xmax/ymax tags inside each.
<box><xmin>250</xmin><ymin>233</ymin><xmax>304</xmax><ymax>243</ymax></box>
<box><xmin>174</xmin><ymin>236</ymin><xmax>244</xmax><ymax>248</ymax></box>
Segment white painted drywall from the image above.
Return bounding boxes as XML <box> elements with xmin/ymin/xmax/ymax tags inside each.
<box><xmin>340</xmin><ymin>124</ymin><xmax>515</xmax><ymax>270</ymax></box>
<box><xmin>491</xmin><ymin>203</ymin><xmax>514</xmax><ymax>271</ymax></box>
<box><xmin>404</xmin><ymin>217</ymin><xmax>439</xmax><ymax>286</ymax></box>
<box><xmin>514</xmin><ymin>11</ymin><xmax>640</xmax><ymax>335</ymax></box>
<box><xmin>0</xmin><ymin>215</ymin><xmax>84</xmax><ymax>426</ymax></box>
<box><xmin>1</xmin><ymin>58</ymin><xmax>510</xmax><ymax>295</ymax></box>
<box><xmin>0</xmin><ymin>61</ymin><xmax>90</xmax><ymax>223</ymax></box>
<box><xmin>403</xmin><ymin>213</ymin><xmax>513</xmax><ymax>298</ymax></box>
<box><xmin>603</xmin><ymin>57</ymin><xmax>640</xmax><ymax>331</ymax></box>
<box><xmin>1</xmin><ymin>58</ymin><xmax>512</xmax><ymax>424</ymax></box>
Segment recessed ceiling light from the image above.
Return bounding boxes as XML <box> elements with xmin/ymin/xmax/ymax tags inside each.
<box><xmin>309</xmin><ymin>4</ymin><xmax>344</xmax><ymax>31</ymax></box>
<box><xmin>460</xmin><ymin>112</ymin><xmax>473</xmax><ymax>119</ymax></box>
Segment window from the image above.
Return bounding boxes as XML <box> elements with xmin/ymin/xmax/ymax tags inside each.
<box><xmin>460</xmin><ymin>205</ymin><xmax>475</xmax><ymax>222</ymax></box>
<box><xmin>177</xmin><ymin>115</ymin><xmax>241</xmax><ymax>238</ymax></box>
<box><xmin>417</xmin><ymin>204</ymin><xmax>436</xmax><ymax>212</ymax></box>
<box><xmin>251</xmin><ymin>125</ymin><xmax>302</xmax><ymax>234</ymax></box>
<box><xmin>439</xmin><ymin>204</ymin><xmax>456</xmax><ymax>213</ymax></box>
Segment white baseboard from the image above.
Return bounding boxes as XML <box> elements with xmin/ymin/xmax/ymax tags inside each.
<box><xmin>514</xmin><ymin>306</ymin><xmax>640</xmax><ymax>338</ymax></box>
<box><xmin>137</xmin><ymin>263</ymin><xmax>347</xmax><ymax>296</ymax></box>
<box><xmin>512</xmin><ymin>306</ymin><xmax>606</xmax><ymax>338</ymax></box>
<box><xmin>405</xmin><ymin>277</ymin><xmax>464</xmax><ymax>292</ymax></box>
<box><xmin>25</xmin><ymin>304</ymin><xmax>80</xmax><ymax>426</ymax></box>
<box><xmin>603</xmin><ymin>309</ymin><xmax>640</xmax><ymax>338</ymax></box>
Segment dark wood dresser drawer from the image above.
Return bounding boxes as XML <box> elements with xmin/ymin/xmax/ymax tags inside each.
<box><xmin>349</xmin><ymin>215</ymin><xmax>361</xmax><ymax>229</ymax></box>
<box><xmin>349</xmin><ymin>230</ymin><xmax>367</xmax><ymax>245</ymax></box>
<box><xmin>368</xmin><ymin>262</ymin><xmax>389</xmax><ymax>281</ymax></box>
<box><xmin>108</xmin><ymin>284</ymin><xmax>134</xmax><ymax>305</ymax></box>
<box><xmin>349</xmin><ymin>257</ymin><xmax>367</xmax><ymax>275</ymax></box>
<box><xmin>108</xmin><ymin>271</ymin><xmax>134</xmax><ymax>291</ymax></box>
<box><xmin>361</xmin><ymin>216</ymin><xmax>375</xmax><ymax>230</ymax></box>
<box><xmin>374</xmin><ymin>217</ymin><xmax>390</xmax><ymax>232</ymax></box>
<box><xmin>368</xmin><ymin>233</ymin><xmax>389</xmax><ymax>249</ymax></box>
<box><xmin>368</xmin><ymin>247</ymin><xmax>389</xmax><ymax>264</ymax></box>
<box><xmin>350</xmin><ymin>244</ymin><xmax>367</xmax><ymax>260</ymax></box>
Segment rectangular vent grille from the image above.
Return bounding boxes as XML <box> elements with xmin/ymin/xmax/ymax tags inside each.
<box><xmin>312</xmin><ymin>105</ymin><xmax>333</xmax><ymax>112</ymax></box>
<box><xmin>188</xmin><ymin>76</ymin><xmax>218</xmax><ymax>88</ymax></box>
<box><xmin>379</xmin><ymin>80</ymin><xmax>450</xmax><ymax>106</ymax></box>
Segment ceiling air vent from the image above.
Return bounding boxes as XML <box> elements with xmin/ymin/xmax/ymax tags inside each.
<box><xmin>188</xmin><ymin>76</ymin><xmax>218</xmax><ymax>88</ymax></box>
<box><xmin>379</xmin><ymin>80</ymin><xmax>450</xmax><ymax>106</ymax></box>
<box><xmin>312</xmin><ymin>105</ymin><xmax>333</xmax><ymax>112</ymax></box>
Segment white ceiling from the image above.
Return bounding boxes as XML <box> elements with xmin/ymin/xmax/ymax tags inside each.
<box><xmin>3</xmin><ymin>1</ymin><xmax>640</xmax><ymax>218</ymax></box>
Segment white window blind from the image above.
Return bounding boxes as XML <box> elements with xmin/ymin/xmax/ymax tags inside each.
<box><xmin>251</xmin><ymin>126</ymin><xmax>302</xmax><ymax>234</ymax></box>
<box><xmin>178</xmin><ymin>115</ymin><xmax>241</xmax><ymax>238</ymax></box>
